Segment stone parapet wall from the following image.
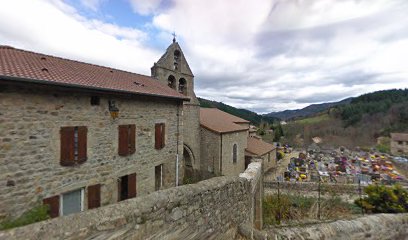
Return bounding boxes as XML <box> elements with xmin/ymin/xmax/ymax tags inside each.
<box><xmin>267</xmin><ymin>213</ymin><xmax>408</xmax><ymax>240</ymax></box>
<box><xmin>0</xmin><ymin>176</ymin><xmax>251</xmax><ymax>240</ymax></box>
<box><xmin>0</xmin><ymin>162</ymin><xmax>265</xmax><ymax>240</ymax></box>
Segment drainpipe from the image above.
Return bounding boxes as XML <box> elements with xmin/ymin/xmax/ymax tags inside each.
<box><xmin>220</xmin><ymin>133</ymin><xmax>223</xmax><ymax>175</ymax></box>
<box><xmin>176</xmin><ymin>104</ymin><xmax>180</xmax><ymax>186</ymax></box>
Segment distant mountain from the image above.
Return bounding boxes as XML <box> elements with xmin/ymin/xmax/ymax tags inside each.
<box><xmin>265</xmin><ymin>98</ymin><xmax>352</xmax><ymax>120</ymax></box>
<box><xmin>198</xmin><ymin>98</ymin><xmax>278</xmax><ymax>125</ymax></box>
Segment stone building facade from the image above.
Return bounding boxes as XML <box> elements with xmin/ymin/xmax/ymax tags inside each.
<box><xmin>151</xmin><ymin>40</ymin><xmax>201</xmax><ymax>180</ymax></box>
<box><xmin>0</xmin><ymin>46</ymin><xmax>187</xmax><ymax>219</ymax></box>
<box><xmin>200</xmin><ymin>108</ymin><xmax>248</xmax><ymax>176</ymax></box>
<box><xmin>390</xmin><ymin>133</ymin><xmax>408</xmax><ymax>155</ymax></box>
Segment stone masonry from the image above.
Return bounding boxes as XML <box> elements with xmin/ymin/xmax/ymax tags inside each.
<box><xmin>0</xmin><ymin>83</ymin><xmax>183</xmax><ymax>219</ymax></box>
<box><xmin>0</xmin><ymin>161</ymin><xmax>264</xmax><ymax>240</ymax></box>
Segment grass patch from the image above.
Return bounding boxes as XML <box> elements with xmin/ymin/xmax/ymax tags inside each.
<box><xmin>263</xmin><ymin>194</ymin><xmax>359</xmax><ymax>226</ymax></box>
<box><xmin>0</xmin><ymin>205</ymin><xmax>49</xmax><ymax>230</ymax></box>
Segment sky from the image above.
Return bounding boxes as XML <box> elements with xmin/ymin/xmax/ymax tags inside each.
<box><xmin>1</xmin><ymin>0</ymin><xmax>408</xmax><ymax>113</ymax></box>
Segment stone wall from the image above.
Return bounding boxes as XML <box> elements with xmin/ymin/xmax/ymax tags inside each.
<box><xmin>0</xmin><ymin>83</ymin><xmax>183</xmax><ymax>219</ymax></box>
<box><xmin>200</xmin><ymin>127</ymin><xmax>221</xmax><ymax>175</ymax></box>
<box><xmin>221</xmin><ymin>131</ymin><xmax>247</xmax><ymax>176</ymax></box>
<box><xmin>0</xmin><ymin>161</ymin><xmax>264</xmax><ymax>240</ymax></box>
<box><xmin>265</xmin><ymin>213</ymin><xmax>408</xmax><ymax>240</ymax></box>
<box><xmin>261</xmin><ymin>149</ymin><xmax>277</xmax><ymax>173</ymax></box>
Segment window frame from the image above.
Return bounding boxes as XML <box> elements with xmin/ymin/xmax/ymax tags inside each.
<box><xmin>59</xmin><ymin>188</ymin><xmax>84</xmax><ymax>216</ymax></box>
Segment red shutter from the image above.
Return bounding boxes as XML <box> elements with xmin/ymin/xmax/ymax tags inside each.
<box><xmin>155</xmin><ymin>124</ymin><xmax>161</xmax><ymax>149</ymax></box>
<box><xmin>160</xmin><ymin>124</ymin><xmax>165</xmax><ymax>148</ymax></box>
<box><xmin>77</xmin><ymin>126</ymin><xmax>87</xmax><ymax>163</ymax></box>
<box><xmin>60</xmin><ymin>127</ymin><xmax>74</xmax><ymax>166</ymax></box>
<box><xmin>118</xmin><ymin>125</ymin><xmax>129</xmax><ymax>156</ymax></box>
<box><xmin>129</xmin><ymin>125</ymin><xmax>136</xmax><ymax>154</ymax></box>
<box><xmin>128</xmin><ymin>173</ymin><xmax>137</xmax><ymax>198</ymax></box>
<box><xmin>43</xmin><ymin>195</ymin><xmax>60</xmax><ymax>218</ymax></box>
<box><xmin>87</xmin><ymin>184</ymin><xmax>101</xmax><ymax>209</ymax></box>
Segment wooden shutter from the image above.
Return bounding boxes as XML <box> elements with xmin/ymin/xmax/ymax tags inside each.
<box><xmin>129</xmin><ymin>125</ymin><xmax>136</xmax><ymax>154</ymax></box>
<box><xmin>160</xmin><ymin>124</ymin><xmax>165</xmax><ymax>148</ymax></box>
<box><xmin>128</xmin><ymin>173</ymin><xmax>137</xmax><ymax>198</ymax></box>
<box><xmin>118</xmin><ymin>125</ymin><xmax>129</xmax><ymax>156</ymax></box>
<box><xmin>60</xmin><ymin>127</ymin><xmax>75</xmax><ymax>166</ymax></box>
<box><xmin>43</xmin><ymin>195</ymin><xmax>60</xmax><ymax>218</ymax></box>
<box><xmin>155</xmin><ymin>123</ymin><xmax>162</xmax><ymax>149</ymax></box>
<box><xmin>77</xmin><ymin>126</ymin><xmax>87</xmax><ymax>163</ymax></box>
<box><xmin>87</xmin><ymin>184</ymin><xmax>101</xmax><ymax>209</ymax></box>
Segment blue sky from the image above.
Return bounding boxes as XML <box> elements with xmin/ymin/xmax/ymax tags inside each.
<box><xmin>1</xmin><ymin>0</ymin><xmax>408</xmax><ymax>113</ymax></box>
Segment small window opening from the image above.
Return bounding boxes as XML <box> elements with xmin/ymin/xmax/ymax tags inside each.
<box><xmin>90</xmin><ymin>96</ymin><xmax>100</xmax><ymax>106</ymax></box>
<box><xmin>178</xmin><ymin>78</ymin><xmax>187</xmax><ymax>95</ymax></box>
<box><xmin>168</xmin><ymin>75</ymin><xmax>176</xmax><ymax>89</ymax></box>
<box><xmin>233</xmin><ymin>144</ymin><xmax>237</xmax><ymax>164</ymax></box>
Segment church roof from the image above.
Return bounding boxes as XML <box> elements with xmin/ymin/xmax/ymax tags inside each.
<box><xmin>0</xmin><ymin>45</ymin><xmax>189</xmax><ymax>100</ymax></box>
<box><xmin>200</xmin><ymin>108</ymin><xmax>249</xmax><ymax>134</ymax></box>
<box><xmin>246</xmin><ymin>136</ymin><xmax>276</xmax><ymax>156</ymax></box>
<box><xmin>391</xmin><ymin>133</ymin><xmax>408</xmax><ymax>142</ymax></box>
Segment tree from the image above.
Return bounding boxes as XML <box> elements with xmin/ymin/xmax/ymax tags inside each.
<box><xmin>355</xmin><ymin>184</ymin><xmax>408</xmax><ymax>213</ymax></box>
<box><xmin>273</xmin><ymin>123</ymin><xmax>284</xmax><ymax>142</ymax></box>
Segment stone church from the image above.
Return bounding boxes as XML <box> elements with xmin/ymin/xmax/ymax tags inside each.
<box><xmin>0</xmin><ymin>39</ymin><xmax>274</xmax><ymax>220</ymax></box>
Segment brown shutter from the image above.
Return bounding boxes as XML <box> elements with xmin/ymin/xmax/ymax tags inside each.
<box><xmin>118</xmin><ymin>125</ymin><xmax>129</xmax><ymax>156</ymax></box>
<box><xmin>77</xmin><ymin>126</ymin><xmax>87</xmax><ymax>163</ymax></box>
<box><xmin>160</xmin><ymin>123</ymin><xmax>165</xmax><ymax>148</ymax></box>
<box><xmin>43</xmin><ymin>195</ymin><xmax>60</xmax><ymax>218</ymax></box>
<box><xmin>128</xmin><ymin>173</ymin><xmax>137</xmax><ymax>198</ymax></box>
<box><xmin>129</xmin><ymin>125</ymin><xmax>136</xmax><ymax>154</ymax></box>
<box><xmin>155</xmin><ymin>123</ymin><xmax>161</xmax><ymax>149</ymax></box>
<box><xmin>87</xmin><ymin>184</ymin><xmax>101</xmax><ymax>209</ymax></box>
<box><xmin>60</xmin><ymin>127</ymin><xmax>75</xmax><ymax>166</ymax></box>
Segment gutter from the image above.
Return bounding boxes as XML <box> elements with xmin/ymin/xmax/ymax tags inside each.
<box><xmin>0</xmin><ymin>75</ymin><xmax>190</xmax><ymax>102</ymax></box>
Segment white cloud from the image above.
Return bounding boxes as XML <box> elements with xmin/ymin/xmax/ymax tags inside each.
<box><xmin>0</xmin><ymin>0</ymin><xmax>160</xmax><ymax>74</ymax></box>
<box><xmin>128</xmin><ymin>0</ymin><xmax>163</xmax><ymax>15</ymax></box>
<box><xmin>1</xmin><ymin>0</ymin><xmax>407</xmax><ymax>113</ymax></box>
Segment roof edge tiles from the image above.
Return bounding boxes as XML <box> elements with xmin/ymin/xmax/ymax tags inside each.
<box><xmin>200</xmin><ymin>124</ymin><xmax>249</xmax><ymax>134</ymax></box>
<box><xmin>0</xmin><ymin>45</ymin><xmax>189</xmax><ymax>101</ymax></box>
<box><xmin>391</xmin><ymin>133</ymin><xmax>408</xmax><ymax>142</ymax></box>
<box><xmin>200</xmin><ymin>108</ymin><xmax>250</xmax><ymax>134</ymax></box>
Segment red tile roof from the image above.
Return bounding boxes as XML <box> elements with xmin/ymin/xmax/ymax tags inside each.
<box><xmin>391</xmin><ymin>133</ymin><xmax>408</xmax><ymax>142</ymax></box>
<box><xmin>246</xmin><ymin>136</ymin><xmax>276</xmax><ymax>156</ymax></box>
<box><xmin>0</xmin><ymin>45</ymin><xmax>188</xmax><ymax>100</ymax></box>
<box><xmin>200</xmin><ymin>108</ymin><xmax>249</xmax><ymax>134</ymax></box>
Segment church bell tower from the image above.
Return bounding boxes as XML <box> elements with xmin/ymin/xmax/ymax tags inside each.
<box><xmin>151</xmin><ymin>36</ymin><xmax>201</xmax><ymax>182</ymax></box>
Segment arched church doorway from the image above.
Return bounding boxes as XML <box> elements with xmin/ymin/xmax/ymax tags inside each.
<box><xmin>183</xmin><ymin>144</ymin><xmax>195</xmax><ymax>182</ymax></box>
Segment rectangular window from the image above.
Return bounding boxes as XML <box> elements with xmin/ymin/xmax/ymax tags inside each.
<box><xmin>118</xmin><ymin>173</ymin><xmax>137</xmax><ymax>201</ymax></box>
<box><xmin>90</xmin><ymin>96</ymin><xmax>100</xmax><ymax>106</ymax></box>
<box><xmin>118</xmin><ymin>125</ymin><xmax>136</xmax><ymax>156</ymax></box>
<box><xmin>155</xmin><ymin>164</ymin><xmax>163</xmax><ymax>191</ymax></box>
<box><xmin>60</xmin><ymin>126</ymin><xmax>87</xmax><ymax>166</ymax></box>
<box><xmin>61</xmin><ymin>188</ymin><xmax>84</xmax><ymax>216</ymax></box>
<box><xmin>268</xmin><ymin>153</ymin><xmax>271</xmax><ymax>162</ymax></box>
<box><xmin>155</xmin><ymin>123</ymin><xmax>165</xmax><ymax>149</ymax></box>
<box><xmin>398</xmin><ymin>141</ymin><xmax>403</xmax><ymax>145</ymax></box>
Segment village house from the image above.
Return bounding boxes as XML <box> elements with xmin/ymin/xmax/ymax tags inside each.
<box><xmin>390</xmin><ymin>133</ymin><xmax>408</xmax><ymax>155</ymax></box>
<box><xmin>245</xmin><ymin>136</ymin><xmax>277</xmax><ymax>172</ymax></box>
<box><xmin>0</xmin><ymin>45</ymin><xmax>188</xmax><ymax>219</ymax></box>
